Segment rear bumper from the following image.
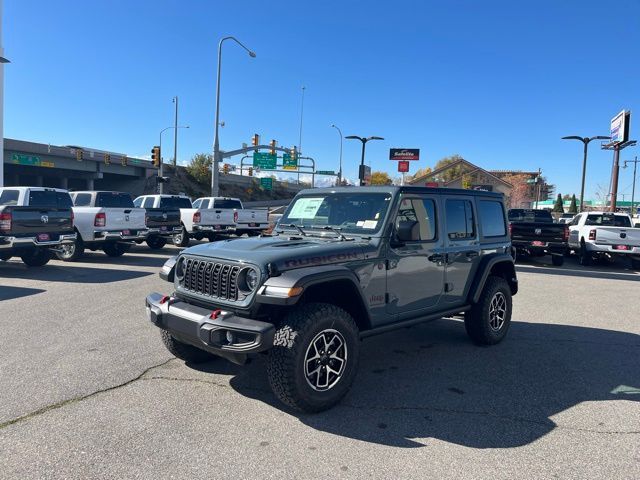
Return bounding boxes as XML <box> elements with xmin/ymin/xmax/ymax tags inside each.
<box><xmin>236</xmin><ymin>223</ymin><xmax>267</xmax><ymax>231</ymax></box>
<box><xmin>94</xmin><ymin>229</ymin><xmax>149</xmax><ymax>241</ymax></box>
<box><xmin>587</xmin><ymin>243</ymin><xmax>640</xmax><ymax>255</ymax></box>
<box><xmin>512</xmin><ymin>240</ymin><xmax>567</xmax><ymax>254</ymax></box>
<box><xmin>147</xmin><ymin>226</ymin><xmax>182</xmax><ymax>237</ymax></box>
<box><xmin>0</xmin><ymin>233</ymin><xmax>77</xmax><ymax>251</ymax></box>
<box><xmin>192</xmin><ymin>225</ymin><xmax>236</xmax><ymax>234</ymax></box>
<box><xmin>145</xmin><ymin>293</ymin><xmax>275</xmax><ymax>360</ymax></box>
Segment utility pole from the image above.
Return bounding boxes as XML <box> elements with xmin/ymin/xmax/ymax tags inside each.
<box><xmin>535</xmin><ymin>168</ymin><xmax>542</xmax><ymax>209</ymax></box>
<box><xmin>172</xmin><ymin>96</ymin><xmax>179</xmax><ymax>167</ymax></box>
<box><xmin>624</xmin><ymin>156</ymin><xmax>639</xmax><ymax>215</ymax></box>
<box><xmin>0</xmin><ymin>0</ymin><xmax>8</xmax><ymax>188</ymax></box>
<box><xmin>297</xmin><ymin>86</ymin><xmax>305</xmax><ymax>184</ymax></box>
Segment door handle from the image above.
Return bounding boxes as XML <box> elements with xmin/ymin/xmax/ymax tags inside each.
<box><xmin>428</xmin><ymin>253</ymin><xmax>444</xmax><ymax>263</ymax></box>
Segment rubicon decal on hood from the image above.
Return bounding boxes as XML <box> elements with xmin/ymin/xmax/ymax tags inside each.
<box><xmin>283</xmin><ymin>251</ymin><xmax>362</xmax><ymax>269</ymax></box>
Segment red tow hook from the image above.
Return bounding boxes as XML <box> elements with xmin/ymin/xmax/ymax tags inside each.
<box><xmin>209</xmin><ymin>309</ymin><xmax>222</xmax><ymax>320</ymax></box>
<box><xmin>159</xmin><ymin>295</ymin><xmax>173</xmax><ymax>305</ymax></box>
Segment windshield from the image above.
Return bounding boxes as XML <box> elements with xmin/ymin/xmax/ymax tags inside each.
<box><xmin>585</xmin><ymin>214</ymin><xmax>632</xmax><ymax>227</ymax></box>
<box><xmin>508</xmin><ymin>209</ymin><xmax>553</xmax><ymax>223</ymax></box>
<box><xmin>279</xmin><ymin>192</ymin><xmax>392</xmax><ymax>235</ymax></box>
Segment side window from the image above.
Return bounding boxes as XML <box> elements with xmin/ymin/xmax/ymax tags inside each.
<box><xmin>478</xmin><ymin>200</ymin><xmax>506</xmax><ymax>237</ymax></box>
<box><xmin>395</xmin><ymin>197</ymin><xmax>437</xmax><ymax>241</ymax></box>
<box><xmin>192</xmin><ymin>199</ymin><xmax>201</xmax><ymax>208</ymax></box>
<box><xmin>200</xmin><ymin>199</ymin><xmax>210</xmax><ymax>209</ymax></box>
<box><xmin>569</xmin><ymin>214</ymin><xmax>581</xmax><ymax>226</ymax></box>
<box><xmin>133</xmin><ymin>197</ymin><xmax>143</xmax><ymax>208</ymax></box>
<box><xmin>142</xmin><ymin>197</ymin><xmax>155</xmax><ymax>208</ymax></box>
<box><xmin>0</xmin><ymin>189</ymin><xmax>20</xmax><ymax>206</ymax></box>
<box><xmin>445</xmin><ymin>199</ymin><xmax>476</xmax><ymax>240</ymax></box>
<box><xmin>73</xmin><ymin>193</ymin><xmax>92</xmax><ymax>207</ymax></box>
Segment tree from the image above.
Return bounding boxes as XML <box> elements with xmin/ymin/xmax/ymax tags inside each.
<box><xmin>569</xmin><ymin>194</ymin><xmax>578</xmax><ymax>214</ymax></box>
<box><xmin>553</xmin><ymin>194</ymin><xmax>564</xmax><ymax>213</ymax></box>
<box><xmin>186</xmin><ymin>153</ymin><xmax>212</xmax><ymax>184</ymax></box>
<box><xmin>432</xmin><ymin>154</ymin><xmax>465</xmax><ymax>183</ymax></box>
<box><xmin>501</xmin><ymin>173</ymin><xmax>530</xmax><ymax>209</ymax></box>
<box><xmin>409</xmin><ymin>166</ymin><xmax>432</xmax><ymax>182</ymax></box>
<box><xmin>370</xmin><ymin>171</ymin><xmax>393</xmax><ymax>185</ymax></box>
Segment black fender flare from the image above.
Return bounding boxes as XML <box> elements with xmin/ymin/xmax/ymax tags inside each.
<box><xmin>468</xmin><ymin>253</ymin><xmax>517</xmax><ymax>304</ymax></box>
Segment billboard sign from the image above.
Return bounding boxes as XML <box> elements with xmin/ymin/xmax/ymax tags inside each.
<box><xmin>397</xmin><ymin>161</ymin><xmax>410</xmax><ymax>173</ymax></box>
<box><xmin>472</xmin><ymin>184</ymin><xmax>493</xmax><ymax>192</ymax></box>
<box><xmin>610</xmin><ymin>110</ymin><xmax>630</xmax><ymax>144</ymax></box>
<box><xmin>390</xmin><ymin>148</ymin><xmax>420</xmax><ymax>161</ymax></box>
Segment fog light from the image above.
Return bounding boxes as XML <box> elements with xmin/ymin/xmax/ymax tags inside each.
<box><xmin>226</xmin><ymin>331</ymin><xmax>235</xmax><ymax>344</ymax></box>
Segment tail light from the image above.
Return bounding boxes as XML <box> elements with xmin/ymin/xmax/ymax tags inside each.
<box><xmin>588</xmin><ymin>229</ymin><xmax>597</xmax><ymax>241</ymax></box>
<box><xmin>193</xmin><ymin>212</ymin><xmax>201</xmax><ymax>224</ymax></box>
<box><xmin>508</xmin><ymin>223</ymin><xmax>513</xmax><ymax>237</ymax></box>
<box><xmin>563</xmin><ymin>225</ymin><xmax>569</xmax><ymax>242</ymax></box>
<box><xmin>94</xmin><ymin>212</ymin><xmax>106</xmax><ymax>227</ymax></box>
<box><xmin>233</xmin><ymin>211</ymin><xmax>239</xmax><ymax>223</ymax></box>
<box><xmin>0</xmin><ymin>212</ymin><xmax>11</xmax><ymax>232</ymax></box>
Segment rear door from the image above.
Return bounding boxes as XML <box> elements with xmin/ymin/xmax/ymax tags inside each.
<box><xmin>442</xmin><ymin>195</ymin><xmax>481</xmax><ymax>305</ymax></box>
<box><xmin>386</xmin><ymin>193</ymin><xmax>445</xmax><ymax>319</ymax></box>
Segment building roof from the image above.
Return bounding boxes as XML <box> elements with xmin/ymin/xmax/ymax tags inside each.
<box><xmin>409</xmin><ymin>158</ymin><xmax>513</xmax><ymax>188</ymax></box>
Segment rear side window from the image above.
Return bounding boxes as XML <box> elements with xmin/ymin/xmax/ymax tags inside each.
<box><xmin>214</xmin><ymin>199</ymin><xmax>242</xmax><ymax>209</ymax></box>
<box><xmin>74</xmin><ymin>193</ymin><xmax>92</xmax><ymax>206</ymax></box>
<box><xmin>395</xmin><ymin>197</ymin><xmax>437</xmax><ymax>241</ymax></box>
<box><xmin>200</xmin><ymin>199</ymin><xmax>210</xmax><ymax>209</ymax></box>
<box><xmin>445</xmin><ymin>199</ymin><xmax>476</xmax><ymax>240</ymax></box>
<box><xmin>96</xmin><ymin>192</ymin><xmax>134</xmax><ymax>208</ymax></box>
<box><xmin>28</xmin><ymin>190</ymin><xmax>73</xmax><ymax>208</ymax></box>
<box><xmin>142</xmin><ymin>197</ymin><xmax>155</xmax><ymax>208</ymax></box>
<box><xmin>0</xmin><ymin>189</ymin><xmax>19</xmax><ymax>206</ymax></box>
<box><xmin>133</xmin><ymin>197</ymin><xmax>143</xmax><ymax>207</ymax></box>
<box><xmin>478</xmin><ymin>200</ymin><xmax>506</xmax><ymax>237</ymax></box>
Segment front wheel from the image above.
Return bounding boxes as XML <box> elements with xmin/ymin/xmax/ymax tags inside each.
<box><xmin>173</xmin><ymin>227</ymin><xmax>190</xmax><ymax>247</ymax></box>
<box><xmin>20</xmin><ymin>248</ymin><xmax>52</xmax><ymax>267</ymax></box>
<box><xmin>146</xmin><ymin>236</ymin><xmax>167</xmax><ymax>250</ymax></box>
<box><xmin>464</xmin><ymin>276</ymin><xmax>512</xmax><ymax>345</ymax></box>
<box><xmin>267</xmin><ymin>303</ymin><xmax>360</xmax><ymax>413</ymax></box>
<box><xmin>579</xmin><ymin>241</ymin><xmax>591</xmax><ymax>266</ymax></box>
<box><xmin>103</xmin><ymin>242</ymin><xmax>131</xmax><ymax>257</ymax></box>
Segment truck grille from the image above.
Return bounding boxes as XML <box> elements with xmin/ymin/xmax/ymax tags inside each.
<box><xmin>181</xmin><ymin>258</ymin><xmax>240</xmax><ymax>301</ymax></box>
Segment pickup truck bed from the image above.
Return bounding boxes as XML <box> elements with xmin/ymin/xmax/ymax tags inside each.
<box><xmin>143</xmin><ymin>208</ymin><xmax>181</xmax><ymax>249</ymax></box>
<box><xmin>508</xmin><ymin>209</ymin><xmax>568</xmax><ymax>266</ymax></box>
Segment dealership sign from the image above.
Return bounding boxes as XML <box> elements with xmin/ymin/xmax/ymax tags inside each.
<box><xmin>397</xmin><ymin>161</ymin><xmax>410</xmax><ymax>173</ymax></box>
<box><xmin>610</xmin><ymin>110</ymin><xmax>631</xmax><ymax>144</ymax></box>
<box><xmin>389</xmin><ymin>148</ymin><xmax>420</xmax><ymax>161</ymax></box>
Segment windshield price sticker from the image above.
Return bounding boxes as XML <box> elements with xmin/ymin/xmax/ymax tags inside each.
<box><xmin>288</xmin><ymin>197</ymin><xmax>325</xmax><ymax>219</ymax></box>
<box><xmin>362</xmin><ymin>220</ymin><xmax>378</xmax><ymax>229</ymax></box>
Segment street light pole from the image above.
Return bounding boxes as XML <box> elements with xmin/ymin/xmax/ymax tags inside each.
<box><xmin>345</xmin><ymin>135</ymin><xmax>384</xmax><ymax>186</ymax></box>
<box><xmin>212</xmin><ymin>36</ymin><xmax>256</xmax><ymax>197</ymax></box>
<box><xmin>624</xmin><ymin>156</ymin><xmax>639</xmax><ymax>215</ymax></box>
<box><xmin>331</xmin><ymin>124</ymin><xmax>343</xmax><ymax>185</ymax></box>
<box><xmin>172</xmin><ymin>96</ymin><xmax>179</xmax><ymax>167</ymax></box>
<box><xmin>562</xmin><ymin>135</ymin><xmax>610</xmax><ymax>212</ymax></box>
<box><xmin>160</xmin><ymin>125</ymin><xmax>189</xmax><ymax>193</ymax></box>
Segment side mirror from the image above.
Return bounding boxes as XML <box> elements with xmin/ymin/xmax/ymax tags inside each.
<box><xmin>396</xmin><ymin>220</ymin><xmax>419</xmax><ymax>242</ymax></box>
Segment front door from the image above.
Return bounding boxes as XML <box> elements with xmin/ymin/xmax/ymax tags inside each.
<box><xmin>386</xmin><ymin>194</ymin><xmax>445</xmax><ymax>320</ymax></box>
<box><xmin>442</xmin><ymin>196</ymin><xmax>481</xmax><ymax>305</ymax></box>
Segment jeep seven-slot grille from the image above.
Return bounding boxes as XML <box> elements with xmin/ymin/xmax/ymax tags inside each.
<box><xmin>182</xmin><ymin>258</ymin><xmax>240</xmax><ymax>301</ymax></box>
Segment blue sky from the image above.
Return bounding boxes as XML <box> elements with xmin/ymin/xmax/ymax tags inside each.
<box><xmin>4</xmin><ymin>0</ymin><xmax>639</xmax><ymax>198</ymax></box>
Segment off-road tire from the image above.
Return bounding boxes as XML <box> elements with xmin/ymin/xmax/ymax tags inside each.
<box><xmin>103</xmin><ymin>242</ymin><xmax>131</xmax><ymax>257</ymax></box>
<box><xmin>267</xmin><ymin>302</ymin><xmax>360</xmax><ymax>413</ymax></box>
<box><xmin>146</xmin><ymin>236</ymin><xmax>167</xmax><ymax>249</ymax></box>
<box><xmin>55</xmin><ymin>234</ymin><xmax>84</xmax><ymax>261</ymax></box>
<box><xmin>20</xmin><ymin>248</ymin><xmax>52</xmax><ymax>267</ymax></box>
<box><xmin>464</xmin><ymin>276</ymin><xmax>512</xmax><ymax>345</ymax></box>
<box><xmin>579</xmin><ymin>241</ymin><xmax>591</xmax><ymax>266</ymax></box>
<box><xmin>551</xmin><ymin>255</ymin><xmax>564</xmax><ymax>267</ymax></box>
<box><xmin>173</xmin><ymin>226</ymin><xmax>190</xmax><ymax>247</ymax></box>
<box><xmin>160</xmin><ymin>330</ymin><xmax>214</xmax><ymax>363</ymax></box>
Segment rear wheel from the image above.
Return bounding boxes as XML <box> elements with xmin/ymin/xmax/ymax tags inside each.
<box><xmin>464</xmin><ymin>276</ymin><xmax>512</xmax><ymax>345</ymax></box>
<box><xmin>55</xmin><ymin>235</ymin><xmax>84</xmax><ymax>261</ymax></box>
<box><xmin>579</xmin><ymin>241</ymin><xmax>591</xmax><ymax>266</ymax></box>
<box><xmin>631</xmin><ymin>257</ymin><xmax>640</xmax><ymax>270</ymax></box>
<box><xmin>103</xmin><ymin>242</ymin><xmax>131</xmax><ymax>257</ymax></box>
<box><xmin>551</xmin><ymin>255</ymin><xmax>564</xmax><ymax>266</ymax></box>
<box><xmin>0</xmin><ymin>252</ymin><xmax>11</xmax><ymax>261</ymax></box>
<box><xmin>145</xmin><ymin>236</ymin><xmax>167</xmax><ymax>249</ymax></box>
<box><xmin>173</xmin><ymin>226</ymin><xmax>190</xmax><ymax>247</ymax></box>
<box><xmin>21</xmin><ymin>248</ymin><xmax>52</xmax><ymax>267</ymax></box>
<box><xmin>160</xmin><ymin>330</ymin><xmax>215</xmax><ymax>363</ymax></box>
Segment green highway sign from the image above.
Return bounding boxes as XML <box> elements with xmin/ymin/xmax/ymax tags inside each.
<box><xmin>260</xmin><ymin>177</ymin><xmax>273</xmax><ymax>190</ymax></box>
<box><xmin>253</xmin><ymin>151</ymin><xmax>277</xmax><ymax>170</ymax></box>
<box><xmin>282</xmin><ymin>153</ymin><xmax>298</xmax><ymax>171</ymax></box>
<box><xmin>316</xmin><ymin>170</ymin><xmax>336</xmax><ymax>175</ymax></box>
<box><xmin>11</xmin><ymin>153</ymin><xmax>55</xmax><ymax>168</ymax></box>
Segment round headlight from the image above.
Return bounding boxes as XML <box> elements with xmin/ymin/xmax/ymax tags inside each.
<box><xmin>175</xmin><ymin>257</ymin><xmax>186</xmax><ymax>280</ymax></box>
<box><xmin>246</xmin><ymin>269</ymin><xmax>258</xmax><ymax>290</ymax></box>
<box><xmin>238</xmin><ymin>267</ymin><xmax>259</xmax><ymax>293</ymax></box>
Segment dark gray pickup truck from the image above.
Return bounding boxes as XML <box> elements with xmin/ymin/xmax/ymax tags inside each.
<box><xmin>0</xmin><ymin>187</ymin><xmax>76</xmax><ymax>266</ymax></box>
<box><xmin>508</xmin><ymin>209</ymin><xmax>569</xmax><ymax>266</ymax></box>
<box><xmin>134</xmin><ymin>195</ymin><xmax>182</xmax><ymax>249</ymax></box>
<box><xmin>147</xmin><ymin>186</ymin><xmax>517</xmax><ymax>412</ymax></box>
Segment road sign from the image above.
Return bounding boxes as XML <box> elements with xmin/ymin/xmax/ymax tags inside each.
<box><xmin>260</xmin><ymin>177</ymin><xmax>273</xmax><ymax>190</ymax></box>
<box><xmin>390</xmin><ymin>148</ymin><xmax>420</xmax><ymax>161</ymax></box>
<box><xmin>253</xmin><ymin>151</ymin><xmax>277</xmax><ymax>170</ymax></box>
<box><xmin>397</xmin><ymin>161</ymin><xmax>409</xmax><ymax>173</ymax></box>
<box><xmin>11</xmin><ymin>153</ymin><xmax>55</xmax><ymax>168</ymax></box>
<box><xmin>282</xmin><ymin>153</ymin><xmax>298</xmax><ymax>171</ymax></box>
<box><xmin>316</xmin><ymin>170</ymin><xmax>336</xmax><ymax>175</ymax></box>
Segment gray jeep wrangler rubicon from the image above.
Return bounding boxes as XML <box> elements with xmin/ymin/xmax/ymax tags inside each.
<box><xmin>146</xmin><ymin>186</ymin><xmax>517</xmax><ymax>412</ymax></box>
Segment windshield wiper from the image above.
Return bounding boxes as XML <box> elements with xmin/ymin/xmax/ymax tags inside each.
<box><xmin>321</xmin><ymin>225</ymin><xmax>350</xmax><ymax>241</ymax></box>
<box><xmin>277</xmin><ymin>224</ymin><xmax>308</xmax><ymax>236</ymax></box>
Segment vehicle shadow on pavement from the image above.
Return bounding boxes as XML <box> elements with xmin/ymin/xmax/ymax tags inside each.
<box><xmin>73</xmin><ymin>252</ymin><xmax>169</xmax><ymax>268</ymax></box>
<box><xmin>516</xmin><ymin>264</ymin><xmax>640</xmax><ymax>282</ymax></box>
<box><xmin>196</xmin><ymin>319</ymin><xmax>640</xmax><ymax>449</ymax></box>
<box><xmin>0</xmin><ymin>263</ymin><xmax>152</xmax><ymax>283</ymax></box>
<box><xmin>0</xmin><ymin>285</ymin><xmax>46</xmax><ymax>301</ymax></box>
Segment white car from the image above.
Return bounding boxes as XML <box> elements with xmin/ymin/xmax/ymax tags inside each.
<box><xmin>193</xmin><ymin>197</ymin><xmax>268</xmax><ymax>236</ymax></box>
<box><xmin>135</xmin><ymin>194</ymin><xmax>236</xmax><ymax>247</ymax></box>
<box><xmin>567</xmin><ymin>211</ymin><xmax>640</xmax><ymax>268</ymax></box>
<box><xmin>57</xmin><ymin>191</ymin><xmax>148</xmax><ymax>261</ymax></box>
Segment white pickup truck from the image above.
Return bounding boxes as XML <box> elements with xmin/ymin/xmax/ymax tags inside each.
<box><xmin>56</xmin><ymin>191</ymin><xmax>148</xmax><ymax>261</ymax></box>
<box><xmin>134</xmin><ymin>194</ymin><xmax>236</xmax><ymax>247</ymax></box>
<box><xmin>193</xmin><ymin>197</ymin><xmax>268</xmax><ymax>236</ymax></box>
<box><xmin>568</xmin><ymin>211</ymin><xmax>640</xmax><ymax>268</ymax></box>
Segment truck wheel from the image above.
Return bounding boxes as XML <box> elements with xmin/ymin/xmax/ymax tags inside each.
<box><xmin>146</xmin><ymin>236</ymin><xmax>167</xmax><ymax>249</ymax></box>
<box><xmin>464</xmin><ymin>276</ymin><xmax>512</xmax><ymax>345</ymax></box>
<box><xmin>103</xmin><ymin>242</ymin><xmax>130</xmax><ymax>257</ymax></box>
<box><xmin>579</xmin><ymin>241</ymin><xmax>591</xmax><ymax>266</ymax></box>
<box><xmin>0</xmin><ymin>252</ymin><xmax>11</xmax><ymax>261</ymax></box>
<box><xmin>551</xmin><ymin>255</ymin><xmax>564</xmax><ymax>267</ymax></box>
<box><xmin>631</xmin><ymin>257</ymin><xmax>640</xmax><ymax>270</ymax></box>
<box><xmin>55</xmin><ymin>236</ymin><xmax>85</xmax><ymax>262</ymax></box>
<box><xmin>20</xmin><ymin>248</ymin><xmax>52</xmax><ymax>267</ymax></box>
<box><xmin>160</xmin><ymin>330</ymin><xmax>214</xmax><ymax>363</ymax></box>
<box><xmin>267</xmin><ymin>303</ymin><xmax>360</xmax><ymax>413</ymax></box>
<box><xmin>173</xmin><ymin>227</ymin><xmax>190</xmax><ymax>247</ymax></box>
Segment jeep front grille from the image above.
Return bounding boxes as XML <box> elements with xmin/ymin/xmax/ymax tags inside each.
<box><xmin>181</xmin><ymin>258</ymin><xmax>240</xmax><ymax>301</ymax></box>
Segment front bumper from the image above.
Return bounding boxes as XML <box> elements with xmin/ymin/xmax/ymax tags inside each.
<box><xmin>145</xmin><ymin>293</ymin><xmax>275</xmax><ymax>363</ymax></box>
<box><xmin>147</xmin><ymin>226</ymin><xmax>182</xmax><ymax>237</ymax></box>
<box><xmin>193</xmin><ymin>225</ymin><xmax>236</xmax><ymax>234</ymax></box>
<box><xmin>94</xmin><ymin>229</ymin><xmax>149</xmax><ymax>242</ymax></box>
<box><xmin>0</xmin><ymin>233</ymin><xmax>77</xmax><ymax>251</ymax></box>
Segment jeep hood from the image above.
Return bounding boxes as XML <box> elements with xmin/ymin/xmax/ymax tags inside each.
<box><xmin>183</xmin><ymin>235</ymin><xmax>376</xmax><ymax>271</ymax></box>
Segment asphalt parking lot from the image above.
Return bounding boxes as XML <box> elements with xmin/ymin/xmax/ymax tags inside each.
<box><xmin>1</xmin><ymin>245</ymin><xmax>639</xmax><ymax>479</ymax></box>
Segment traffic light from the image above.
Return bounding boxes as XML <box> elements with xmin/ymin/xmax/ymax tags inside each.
<box><xmin>291</xmin><ymin>145</ymin><xmax>298</xmax><ymax>160</ymax></box>
<box><xmin>121</xmin><ymin>154</ymin><xmax>127</xmax><ymax>166</ymax></box>
<box><xmin>248</xmin><ymin>167</ymin><xmax>254</xmax><ymax>177</ymax></box>
<box><xmin>151</xmin><ymin>146</ymin><xmax>161</xmax><ymax>168</ymax></box>
<box><xmin>223</xmin><ymin>163</ymin><xmax>229</xmax><ymax>175</ymax></box>
<box><xmin>251</xmin><ymin>134</ymin><xmax>260</xmax><ymax>151</ymax></box>
<box><xmin>76</xmin><ymin>149</ymin><xmax>83</xmax><ymax>161</ymax></box>
<box><xmin>104</xmin><ymin>153</ymin><xmax>111</xmax><ymax>165</ymax></box>
<box><xmin>270</xmin><ymin>139</ymin><xmax>277</xmax><ymax>156</ymax></box>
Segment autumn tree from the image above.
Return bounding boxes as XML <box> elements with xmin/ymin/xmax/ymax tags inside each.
<box><xmin>502</xmin><ymin>173</ymin><xmax>530</xmax><ymax>209</ymax></box>
<box><xmin>431</xmin><ymin>154</ymin><xmax>465</xmax><ymax>182</ymax></box>
<box><xmin>409</xmin><ymin>166</ymin><xmax>432</xmax><ymax>182</ymax></box>
<box><xmin>370</xmin><ymin>171</ymin><xmax>393</xmax><ymax>185</ymax></box>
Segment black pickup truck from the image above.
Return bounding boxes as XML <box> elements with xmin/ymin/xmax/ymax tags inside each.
<box><xmin>133</xmin><ymin>195</ymin><xmax>182</xmax><ymax>249</ymax></box>
<box><xmin>508</xmin><ymin>209</ymin><xmax>568</xmax><ymax>266</ymax></box>
<box><xmin>0</xmin><ymin>187</ymin><xmax>76</xmax><ymax>266</ymax></box>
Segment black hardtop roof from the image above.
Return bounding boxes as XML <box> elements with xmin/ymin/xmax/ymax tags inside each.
<box><xmin>298</xmin><ymin>185</ymin><xmax>504</xmax><ymax>199</ymax></box>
